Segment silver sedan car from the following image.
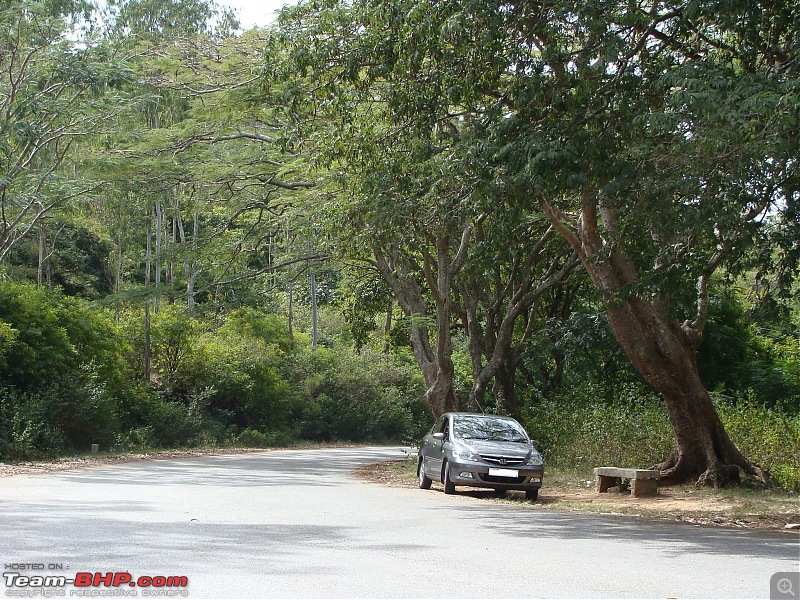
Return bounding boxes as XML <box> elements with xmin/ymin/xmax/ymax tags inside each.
<box><xmin>417</xmin><ymin>412</ymin><xmax>544</xmax><ymax>500</ymax></box>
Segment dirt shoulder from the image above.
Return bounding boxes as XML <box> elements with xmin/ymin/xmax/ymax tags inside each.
<box><xmin>0</xmin><ymin>448</ymin><xmax>276</xmax><ymax>477</ymax></box>
<box><xmin>0</xmin><ymin>443</ymin><xmax>368</xmax><ymax>477</ymax></box>
<box><xmin>354</xmin><ymin>459</ymin><xmax>800</xmax><ymax>534</ymax></box>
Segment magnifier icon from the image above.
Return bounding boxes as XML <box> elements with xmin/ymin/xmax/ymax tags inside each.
<box><xmin>778</xmin><ymin>578</ymin><xmax>796</xmax><ymax>597</ymax></box>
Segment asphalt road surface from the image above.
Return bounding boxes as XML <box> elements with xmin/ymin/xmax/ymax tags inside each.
<box><xmin>1</xmin><ymin>447</ymin><xmax>798</xmax><ymax>599</ymax></box>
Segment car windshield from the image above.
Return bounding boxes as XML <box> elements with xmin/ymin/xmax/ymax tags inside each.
<box><xmin>453</xmin><ymin>416</ymin><xmax>528</xmax><ymax>443</ymax></box>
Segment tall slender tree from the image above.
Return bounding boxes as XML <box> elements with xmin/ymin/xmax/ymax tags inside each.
<box><xmin>0</xmin><ymin>0</ymin><xmax>131</xmax><ymax>264</ymax></box>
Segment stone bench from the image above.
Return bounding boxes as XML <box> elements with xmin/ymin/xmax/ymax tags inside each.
<box><xmin>594</xmin><ymin>467</ymin><xmax>660</xmax><ymax>497</ymax></box>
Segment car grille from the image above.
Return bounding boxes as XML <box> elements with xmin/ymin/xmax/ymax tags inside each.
<box><xmin>479</xmin><ymin>474</ymin><xmax>527</xmax><ymax>484</ymax></box>
<box><xmin>480</xmin><ymin>454</ymin><xmax>525</xmax><ymax>467</ymax></box>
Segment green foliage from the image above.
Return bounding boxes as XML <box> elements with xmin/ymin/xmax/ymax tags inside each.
<box><xmin>699</xmin><ymin>289</ymin><xmax>800</xmax><ymax>407</ymax></box>
<box><xmin>223</xmin><ymin>308</ymin><xmax>292</xmax><ymax>352</ymax></box>
<box><xmin>523</xmin><ymin>384</ymin><xmax>675</xmax><ymax>472</ymax></box>
<box><xmin>0</xmin><ymin>320</ymin><xmax>17</xmax><ymax>372</ymax></box>
<box><xmin>107</xmin><ymin>0</ymin><xmax>223</xmax><ymax>38</ymax></box>
<box><xmin>715</xmin><ymin>393</ymin><xmax>800</xmax><ymax>491</ymax></box>
<box><xmin>171</xmin><ymin>308</ymin><xmax>291</xmax><ymax>430</ymax></box>
<box><xmin>0</xmin><ymin>387</ymin><xmax>68</xmax><ymax>460</ymax></box>
<box><xmin>335</xmin><ymin>269</ymin><xmax>392</xmax><ymax>351</ymax></box>
<box><xmin>0</xmin><ymin>281</ymin><xmax>131</xmax><ymax>457</ymax></box>
<box><xmin>0</xmin><ymin>0</ymin><xmax>134</xmax><ymax>263</ymax></box>
<box><xmin>6</xmin><ymin>222</ymin><xmax>114</xmax><ymax>298</ymax></box>
<box><xmin>236</xmin><ymin>428</ymin><xmax>292</xmax><ymax>448</ymax></box>
<box><xmin>0</xmin><ymin>280</ymin><xmax>131</xmax><ymax>391</ymax></box>
<box><xmin>0</xmin><ymin>274</ymin><xmax>431</xmax><ymax>460</ymax></box>
<box><xmin>0</xmin><ymin>376</ymin><xmax>121</xmax><ymax>460</ymax></box>
<box><xmin>118</xmin><ymin>398</ymin><xmax>196</xmax><ymax>449</ymax></box>
<box><xmin>287</xmin><ymin>346</ymin><xmax>428</xmax><ymax>443</ymax></box>
<box><xmin>113</xmin><ymin>383</ymin><xmax>236</xmax><ymax>450</ymax></box>
<box><xmin>150</xmin><ymin>304</ymin><xmax>200</xmax><ymax>379</ymax></box>
<box><xmin>0</xmin><ymin>280</ymin><xmax>79</xmax><ymax>389</ymax></box>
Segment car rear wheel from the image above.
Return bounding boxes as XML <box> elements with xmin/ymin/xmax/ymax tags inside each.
<box><xmin>526</xmin><ymin>488</ymin><xmax>539</xmax><ymax>501</ymax></box>
<box><xmin>418</xmin><ymin>458</ymin><xmax>432</xmax><ymax>490</ymax></box>
<box><xmin>442</xmin><ymin>461</ymin><xmax>456</xmax><ymax>495</ymax></box>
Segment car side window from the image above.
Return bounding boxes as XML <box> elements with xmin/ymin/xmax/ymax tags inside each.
<box><xmin>431</xmin><ymin>416</ymin><xmax>444</xmax><ymax>435</ymax></box>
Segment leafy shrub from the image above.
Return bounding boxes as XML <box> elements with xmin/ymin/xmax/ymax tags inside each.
<box><xmin>0</xmin><ymin>376</ymin><xmax>121</xmax><ymax>459</ymax></box>
<box><xmin>236</xmin><ymin>428</ymin><xmax>292</xmax><ymax>447</ymax></box>
<box><xmin>178</xmin><ymin>319</ymin><xmax>291</xmax><ymax>431</ymax></box>
<box><xmin>287</xmin><ymin>346</ymin><xmax>427</xmax><ymax>443</ymax></box>
<box><xmin>698</xmin><ymin>291</ymin><xmax>800</xmax><ymax>407</ymax></box>
<box><xmin>0</xmin><ymin>281</ymin><xmax>79</xmax><ymax>389</ymax></box>
<box><xmin>0</xmin><ymin>281</ymin><xmax>435</xmax><ymax>457</ymax></box>
<box><xmin>150</xmin><ymin>304</ymin><xmax>200</xmax><ymax>380</ymax></box>
<box><xmin>114</xmin><ymin>395</ymin><xmax>199</xmax><ymax>450</ymax></box>
<box><xmin>0</xmin><ymin>388</ymin><xmax>68</xmax><ymax>460</ymax></box>
<box><xmin>0</xmin><ymin>281</ymin><xmax>134</xmax><ymax>458</ymax></box>
<box><xmin>715</xmin><ymin>392</ymin><xmax>800</xmax><ymax>491</ymax></box>
<box><xmin>523</xmin><ymin>383</ymin><xmax>674</xmax><ymax>471</ymax></box>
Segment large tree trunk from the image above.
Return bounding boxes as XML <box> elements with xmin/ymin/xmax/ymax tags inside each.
<box><xmin>404</xmin><ymin>289</ymin><xmax>459</xmax><ymax>418</ymax></box>
<box><xmin>493</xmin><ymin>359</ymin><xmax>520</xmax><ymax>418</ymax></box>
<box><xmin>606</xmin><ymin>298</ymin><xmax>764</xmax><ymax>486</ymax></box>
<box><xmin>424</xmin><ymin>363</ymin><xmax>459</xmax><ymax>418</ymax></box>
<box><xmin>545</xmin><ymin>195</ymin><xmax>766</xmax><ymax>487</ymax></box>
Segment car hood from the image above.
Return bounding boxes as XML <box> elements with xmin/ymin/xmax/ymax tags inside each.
<box><xmin>462</xmin><ymin>440</ymin><xmax>533</xmax><ymax>458</ymax></box>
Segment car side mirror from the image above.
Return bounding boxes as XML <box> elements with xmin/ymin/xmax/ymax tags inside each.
<box><xmin>432</xmin><ymin>432</ymin><xmax>445</xmax><ymax>440</ymax></box>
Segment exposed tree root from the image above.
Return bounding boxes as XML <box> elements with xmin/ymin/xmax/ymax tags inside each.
<box><xmin>655</xmin><ymin>446</ymin><xmax>769</xmax><ymax>488</ymax></box>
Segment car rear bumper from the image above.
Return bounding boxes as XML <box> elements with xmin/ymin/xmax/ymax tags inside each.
<box><xmin>447</xmin><ymin>460</ymin><xmax>544</xmax><ymax>490</ymax></box>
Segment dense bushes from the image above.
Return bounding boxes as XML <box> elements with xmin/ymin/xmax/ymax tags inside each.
<box><xmin>698</xmin><ymin>291</ymin><xmax>800</xmax><ymax>408</ymax></box>
<box><xmin>523</xmin><ymin>384</ymin><xmax>675</xmax><ymax>472</ymax></box>
<box><xmin>286</xmin><ymin>347</ymin><xmax>428</xmax><ymax>443</ymax></box>
<box><xmin>0</xmin><ymin>281</ymin><xmax>428</xmax><ymax>460</ymax></box>
<box><xmin>716</xmin><ymin>395</ymin><xmax>800</xmax><ymax>491</ymax></box>
<box><xmin>0</xmin><ymin>281</ymin><xmax>130</xmax><ymax>458</ymax></box>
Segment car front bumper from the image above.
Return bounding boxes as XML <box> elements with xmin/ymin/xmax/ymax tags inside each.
<box><xmin>447</xmin><ymin>460</ymin><xmax>544</xmax><ymax>490</ymax></box>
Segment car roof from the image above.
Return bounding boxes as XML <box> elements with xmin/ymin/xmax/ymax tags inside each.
<box><xmin>444</xmin><ymin>412</ymin><xmax>517</xmax><ymax>420</ymax></box>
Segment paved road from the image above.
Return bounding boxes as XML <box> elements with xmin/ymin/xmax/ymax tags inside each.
<box><xmin>1</xmin><ymin>447</ymin><xmax>797</xmax><ymax>598</ymax></box>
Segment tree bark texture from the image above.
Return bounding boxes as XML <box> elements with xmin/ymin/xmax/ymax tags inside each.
<box><xmin>373</xmin><ymin>236</ymin><xmax>463</xmax><ymax>419</ymax></box>
<box><xmin>154</xmin><ymin>200</ymin><xmax>163</xmax><ymax>312</ymax></box>
<box><xmin>544</xmin><ymin>195</ymin><xmax>766</xmax><ymax>486</ymax></box>
<box><xmin>604</xmin><ymin>296</ymin><xmax>762</xmax><ymax>486</ymax></box>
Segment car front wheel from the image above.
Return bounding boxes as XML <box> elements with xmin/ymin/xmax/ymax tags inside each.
<box><xmin>418</xmin><ymin>458</ymin><xmax>432</xmax><ymax>490</ymax></box>
<box><xmin>442</xmin><ymin>461</ymin><xmax>456</xmax><ymax>495</ymax></box>
<box><xmin>526</xmin><ymin>488</ymin><xmax>539</xmax><ymax>501</ymax></box>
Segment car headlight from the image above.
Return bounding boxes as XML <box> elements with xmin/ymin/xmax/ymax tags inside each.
<box><xmin>452</xmin><ymin>446</ymin><xmax>479</xmax><ymax>462</ymax></box>
<box><xmin>526</xmin><ymin>450</ymin><xmax>543</xmax><ymax>466</ymax></box>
